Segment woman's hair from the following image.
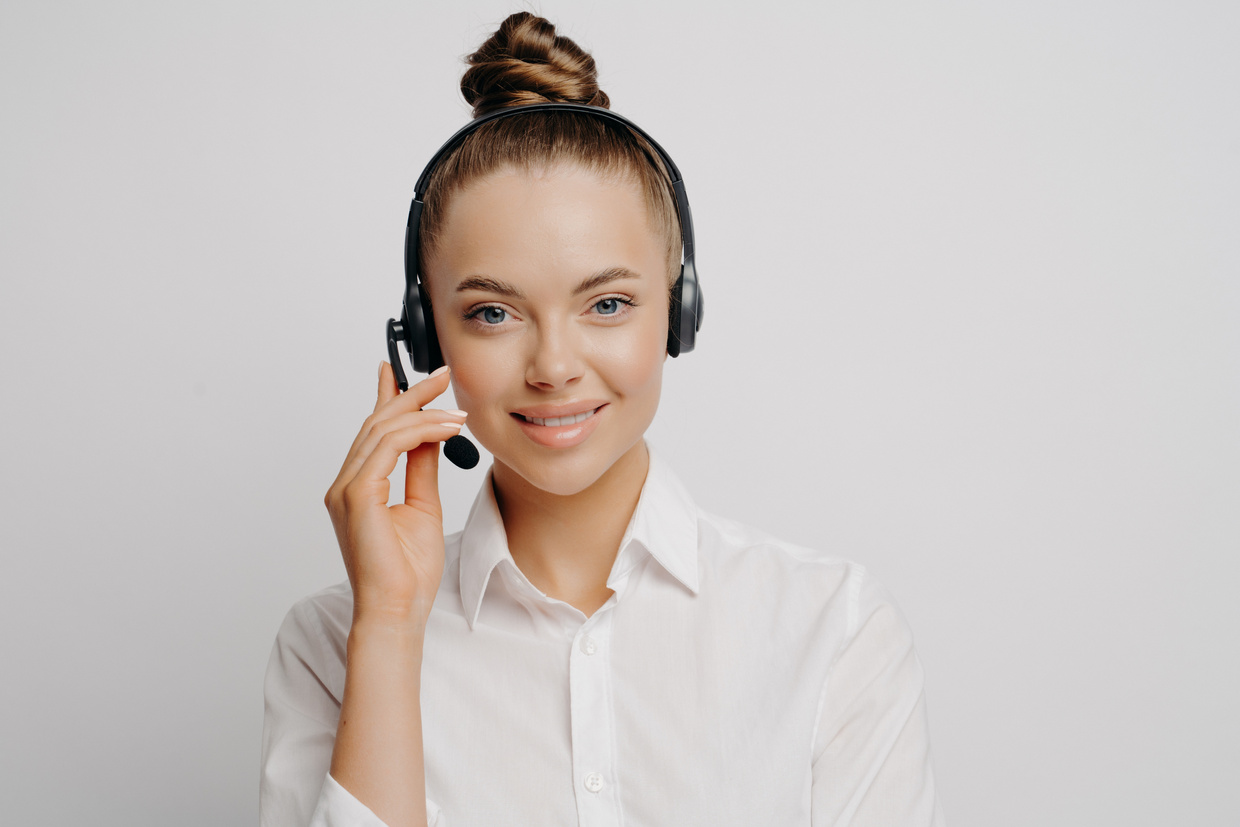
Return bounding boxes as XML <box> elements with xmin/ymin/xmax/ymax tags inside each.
<box><xmin>418</xmin><ymin>12</ymin><xmax>682</xmax><ymax>286</ymax></box>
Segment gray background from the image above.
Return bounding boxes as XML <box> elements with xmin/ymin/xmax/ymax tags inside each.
<box><xmin>2</xmin><ymin>1</ymin><xmax>1237</xmax><ymax>824</ymax></box>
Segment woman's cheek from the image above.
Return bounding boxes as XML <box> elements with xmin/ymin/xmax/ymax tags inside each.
<box><xmin>594</xmin><ymin>316</ymin><xmax>666</xmax><ymax>400</ymax></box>
<box><xmin>447</xmin><ymin>338</ymin><xmax>516</xmax><ymax>421</ymax></box>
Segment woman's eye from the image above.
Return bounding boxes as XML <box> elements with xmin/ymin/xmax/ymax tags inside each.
<box><xmin>479</xmin><ymin>307</ymin><xmax>507</xmax><ymax>324</ymax></box>
<box><xmin>594</xmin><ymin>298</ymin><xmax>624</xmax><ymax>315</ymax></box>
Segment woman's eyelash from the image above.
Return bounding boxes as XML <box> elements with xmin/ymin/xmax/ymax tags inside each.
<box><xmin>592</xmin><ymin>296</ymin><xmax>637</xmax><ymax>315</ymax></box>
<box><xmin>463</xmin><ymin>304</ymin><xmax>510</xmax><ymax>325</ymax></box>
<box><xmin>462</xmin><ymin>296</ymin><xmax>638</xmax><ymax>327</ymax></box>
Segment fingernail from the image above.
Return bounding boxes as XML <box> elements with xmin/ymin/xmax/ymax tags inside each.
<box><xmin>378</xmin><ymin>361</ymin><xmax>386</xmax><ymax>379</ymax></box>
<box><xmin>430</xmin><ymin>365</ymin><xmax>449</xmax><ymax>378</ymax></box>
<box><xmin>446</xmin><ymin>409</ymin><xmax>468</xmax><ymax>417</ymax></box>
<box><xmin>441</xmin><ymin>421</ymin><xmax>463</xmax><ymax>431</ymax></box>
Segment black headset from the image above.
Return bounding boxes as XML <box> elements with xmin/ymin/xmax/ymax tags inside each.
<box><xmin>386</xmin><ymin>102</ymin><xmax>703</xmax><ymax>392</ymax></box>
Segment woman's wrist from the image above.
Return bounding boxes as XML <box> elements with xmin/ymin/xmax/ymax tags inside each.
<box><xmin>348</xmin><ymin>613</ymin><xmax>429</xmax><ymax>654</ymax></box>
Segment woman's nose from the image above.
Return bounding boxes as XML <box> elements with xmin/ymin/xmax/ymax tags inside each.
<box><xmin>524</xmin><ymin>323</ymin><xmax>585</xmax><ymax>390</ymax></box>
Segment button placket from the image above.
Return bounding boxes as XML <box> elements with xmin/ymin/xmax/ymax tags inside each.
<box><xmin>569</xmin><ymin>612</ymin><xmax>620</xmax><ymax>825</ymax></box>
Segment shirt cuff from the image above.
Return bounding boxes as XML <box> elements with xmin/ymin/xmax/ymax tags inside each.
<box><xmin>311</xmin><ymin>773</ymin><xmax>442</xmax><ymax>827</ymax></box>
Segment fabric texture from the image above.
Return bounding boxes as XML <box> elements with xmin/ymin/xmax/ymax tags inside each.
<box><xmin>260</xmin><ymin>447</ymin><xmax>945</xmax><ymax>826</ymax></box>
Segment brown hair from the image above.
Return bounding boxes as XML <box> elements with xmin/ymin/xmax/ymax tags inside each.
<box><xmin>418</xmin><ymin>12</ymin><xmax>682</xmax><ymax>285</ymax></box>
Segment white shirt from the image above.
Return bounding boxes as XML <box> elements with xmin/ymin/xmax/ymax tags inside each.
<box><xmin>261</xmin><ymin>448</ymin><xmax>945</xmax><ymax>826</ymax></box>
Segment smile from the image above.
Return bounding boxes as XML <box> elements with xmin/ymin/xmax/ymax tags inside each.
<box><xmin>510</xmin><ymin>403</ymin><xmax>607</xmax><ymax>449</ymax></box>
<box><xmin>517</xmin><ymin>409</ymin><xmax>599</xmax><ymax>427</ymax></box>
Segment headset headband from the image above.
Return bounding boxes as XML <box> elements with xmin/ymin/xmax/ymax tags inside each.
<box><xmin>415</xmin><ymin>103</ymin><xmax>683</xmax><ymax>191</ymax></box>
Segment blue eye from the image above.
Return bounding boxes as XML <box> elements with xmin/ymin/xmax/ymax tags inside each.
<box><xmin>479</xmin><ymin>307</ymin><xmax>507</xmax><ymax>324</ymax></box>
<box><xmin>595</xmin><ymin>298</ymin><xmax>622</xmax><ymax>315</ymax></box>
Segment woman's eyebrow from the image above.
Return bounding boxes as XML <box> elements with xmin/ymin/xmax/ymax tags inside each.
<box><xmin>573</xmin><ymin>267</ymin><xmax>641</xmax><ymax>296</ymax></box>
<box><xmin>455</xmin><ymin>268</ymin><xmax>641</xmax><ymax>299</ymax></box>
<box><xmin>455</xmin><ymin>276</ymin><xmax>526</xmax><ymax>298</ymax></box>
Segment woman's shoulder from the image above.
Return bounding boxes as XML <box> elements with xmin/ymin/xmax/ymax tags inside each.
<box><xmin>280</xmin><ymin>579</ymin><xmax>354</xmax><ymax>629</ymax></box>
<box><xmin>271</xmin><ymin>528</ymin><xmax>471</xmax><ymax>656</ymax></box>
<box><xmin>695</xmin><ymin>507</ymin><xmax>863</xmax><ymax>576</ymax></box>
<box><xmin>269</xmin><ymin>581</ymin><xmax>353</xmax><ymax>678</ymax></box>
<box><xmin>692</xmin><ymin>508</ymin><xmax>901</xmax><ymax>629</ymax></box>
<box><xmin>689</xmin><ymin>508</ymin><xmax>912</xmax><ymax>654</ymax></box>
<box><xmin>260</xmin><ymin>581</ymin><xmax>355</xmax><ymax>717</ymax></box>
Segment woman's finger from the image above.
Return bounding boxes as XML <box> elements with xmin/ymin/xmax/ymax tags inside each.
<box><xmin>347</xmin><ymin>419</ymin><xmax>464</xmax><ymax>509</ymax></box>
<box><xmin>404</xmin><ymin>440</ymin><xmax>441</xmax><ymax>512</ymax></box>
<box><xmin>375</xmin><ymin>363</ymin><xmax>452</xmax><ymax>418</ymax></box>
<box><xmin>373</xmin><ymin>360</ymin><xmax>400</xmax><ymax>413</ymax></box>
<box><xmin>337</xmin><ymin>363</ymin><xmax>453</xmax><ymax>482</ymax></box>
<box><xmin>336</xmin><ymin>408</ymin><xmax>466</xmax><ymax>489</ymax></box>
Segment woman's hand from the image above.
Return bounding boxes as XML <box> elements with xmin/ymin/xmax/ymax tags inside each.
<box><xmin>324</xmin><ymin>362</ymin><xmax>467</xmax><ymax>631</ymax></box>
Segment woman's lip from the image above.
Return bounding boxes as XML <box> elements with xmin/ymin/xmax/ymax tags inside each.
<box><xmin>511</xmin><ymin>405</ymin><xmax>606</xmax><ymax>448</ymax></box>
<box><xmin>512</xmin><ymin>408</ymin><xmax>600</xmax><ymax>427</ymax></box>
<box><xmin>510</xmin><ymin>401</ymin><xmax>608</xmax><ymax>420</ymax></box>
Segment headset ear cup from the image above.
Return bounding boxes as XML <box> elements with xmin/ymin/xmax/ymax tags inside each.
<box><xmin>418</xmin><ymin>281</ymin><xmax>444</xmax><ymax>373</ymax></box>
<box><xmin>669</xmin><ymin>259</ymin><xmax>701</xmax><ymax>357</ymax></box>
<box><xmin>667</xmin><ymin>266</ymin><xmax>685</xmax><ymax>357</ymax></box>
<box><xmin>405</xmin><ymin>282</ymin><xmax>427</xmax><ymax>373</ymax></box>
<box><xmin>406</xmin><ymin>280</ymin><xmax>443</xmax><ymax>374</ymax></box>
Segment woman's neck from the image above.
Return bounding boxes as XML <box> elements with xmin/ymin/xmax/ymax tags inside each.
<box><xmin>491</xmin><ymin>441</ymin><xmax>650</xmax><ymax>617</ymax></box>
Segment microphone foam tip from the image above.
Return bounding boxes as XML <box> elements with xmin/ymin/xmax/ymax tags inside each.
<box><xmin>443</xmin><ymin>434</ymin><xmax>481</xmax><ymax>469</ymax></box>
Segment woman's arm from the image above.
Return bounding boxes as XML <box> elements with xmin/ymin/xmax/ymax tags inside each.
<box><xmin>330</xmin><ymin>620</ymin><xmax>429</xmax><ymax>827</ymax></box>
<box><xmin>316</xmin><ymin>361</ymin><xmax>465</xmax><ymax>827</ymax></box>
<box><xmin>261</xmin><ymin>586</ymin><xmax>444</xmax><ymax>827</ymax></box>
<box><xmin>810</xmin><ymin>566</ymin><xmax>946</xmax><ymax>826</ymax></box>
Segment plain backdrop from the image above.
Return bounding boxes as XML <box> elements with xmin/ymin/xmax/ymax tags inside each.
<box><xmin>2</xmin><ymin>1</ymin><xmax>1237</xmax><ymax>824</ymax></box>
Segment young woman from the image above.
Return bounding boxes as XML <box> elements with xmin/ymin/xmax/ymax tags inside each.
<box><xmin>261</xmin><ymin>12</ymin><xmax>943</xmax><ymax>827</ymax></box>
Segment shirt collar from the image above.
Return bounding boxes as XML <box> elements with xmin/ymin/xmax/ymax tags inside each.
<box><xmin>458</xmin><ymin>444</ymin><xmax>700</xmax><ymax>630</ymax></box>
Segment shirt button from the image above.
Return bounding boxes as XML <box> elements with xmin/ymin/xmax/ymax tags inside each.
<box><xmin>580</xmin><ymin>635</ymin><xmax>598</xmax><ymax>655</ymax></box>
<box><xmin>583</xmin><ymin>772</ymin><xmax>604</xmax><ymax>793</ymax></box>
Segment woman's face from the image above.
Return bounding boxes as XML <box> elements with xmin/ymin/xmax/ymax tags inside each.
<box><xmin>424</xmin><ymin>163</ymin><xmax>672</xmax><ymax>497</ymax></box>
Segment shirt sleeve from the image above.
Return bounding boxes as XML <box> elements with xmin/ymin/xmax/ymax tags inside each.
<box><xmin>260</xmin><ymin>595</ymin><xmax>443</xmax><ymax>827</ymax></box>
<box><xmin>810</xmin><ymin>567</ymin><xmax>946</xmax><ymax>826</ymax></box>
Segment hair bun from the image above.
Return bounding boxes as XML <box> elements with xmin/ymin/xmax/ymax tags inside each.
<box><xmin>461</xmin><ymin>12</ymin><xmax>610</xmax><ymax>118</ymax></box>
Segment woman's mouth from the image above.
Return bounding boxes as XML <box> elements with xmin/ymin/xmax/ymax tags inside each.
<box><xmin>516</xmin><ymin>408</ymin><xmax>598</xmax><ymax>427</ymax></box>
<box><xmin>510</xmin><ymin>404</ymin><xmax>606</xmax><ymax>448</ymax></box>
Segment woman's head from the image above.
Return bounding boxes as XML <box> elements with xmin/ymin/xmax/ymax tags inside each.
<box><xmin>419</xmin><ymin>12</ymin><xmax>681</xmax><ymax>497</ymax></box>
<box><xmin>418</xmin><ymin>12</ymin><xmax>681</xmax><ymax>286</ymax></box>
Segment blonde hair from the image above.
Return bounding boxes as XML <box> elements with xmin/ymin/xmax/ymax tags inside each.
<box><xmin>418</xmin><ymin>12</ymin><xmax>682</xmax><ymax>285</ymax></box>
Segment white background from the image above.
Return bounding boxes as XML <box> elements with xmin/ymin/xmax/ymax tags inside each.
<box><xmin>2</xmin><ymin>1</ymin><xmax>1237</xmax><ymax>824</ymax></box>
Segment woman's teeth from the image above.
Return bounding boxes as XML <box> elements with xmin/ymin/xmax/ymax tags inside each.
<box><xmin>521</xmin><ymin>409</ymin><xmax>596</xmax><ymax>427</ymax></box>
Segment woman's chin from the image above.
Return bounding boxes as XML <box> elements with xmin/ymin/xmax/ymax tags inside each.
<box><xmin>493</xmin><ymin>452</ymin><xmax>611</xmax><ymax>498</ymax></box>
<box><xmin>489</xmin><ymin>438</ymin><xmax>648</xmax><ymax>500</ymax></box>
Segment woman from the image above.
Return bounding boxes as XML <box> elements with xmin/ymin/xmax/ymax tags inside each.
<box><xmin>261</xmin><ymin>12</ymin><xmax>943</xmax><ymax>827</ymax></box>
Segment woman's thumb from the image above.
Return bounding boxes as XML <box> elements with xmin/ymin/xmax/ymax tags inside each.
<box><xmin>404</xmin><ymin>441</ymin><xmax>442</xmax><ymax>514</ymax></box>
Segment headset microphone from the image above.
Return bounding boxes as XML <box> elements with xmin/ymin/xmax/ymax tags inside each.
<box><xmin>443</xmin><ymin>435</ymin><xmax>480</xmax><ymax>469</ymax></box>
<box><xmin>386</xmin><ymin>318</ymin><xmax>481</xmax><ymax>470</ymax></box>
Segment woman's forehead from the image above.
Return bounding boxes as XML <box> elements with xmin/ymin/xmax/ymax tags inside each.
<box><xmin>446</xmin><ymin>163</ymin><xmax>645</xmax><ymax>222</ymax></box>
<box><xmin>431</xmin><ymin>165</ymin><xmax>666</xmax><ymax>293</ymax></box>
